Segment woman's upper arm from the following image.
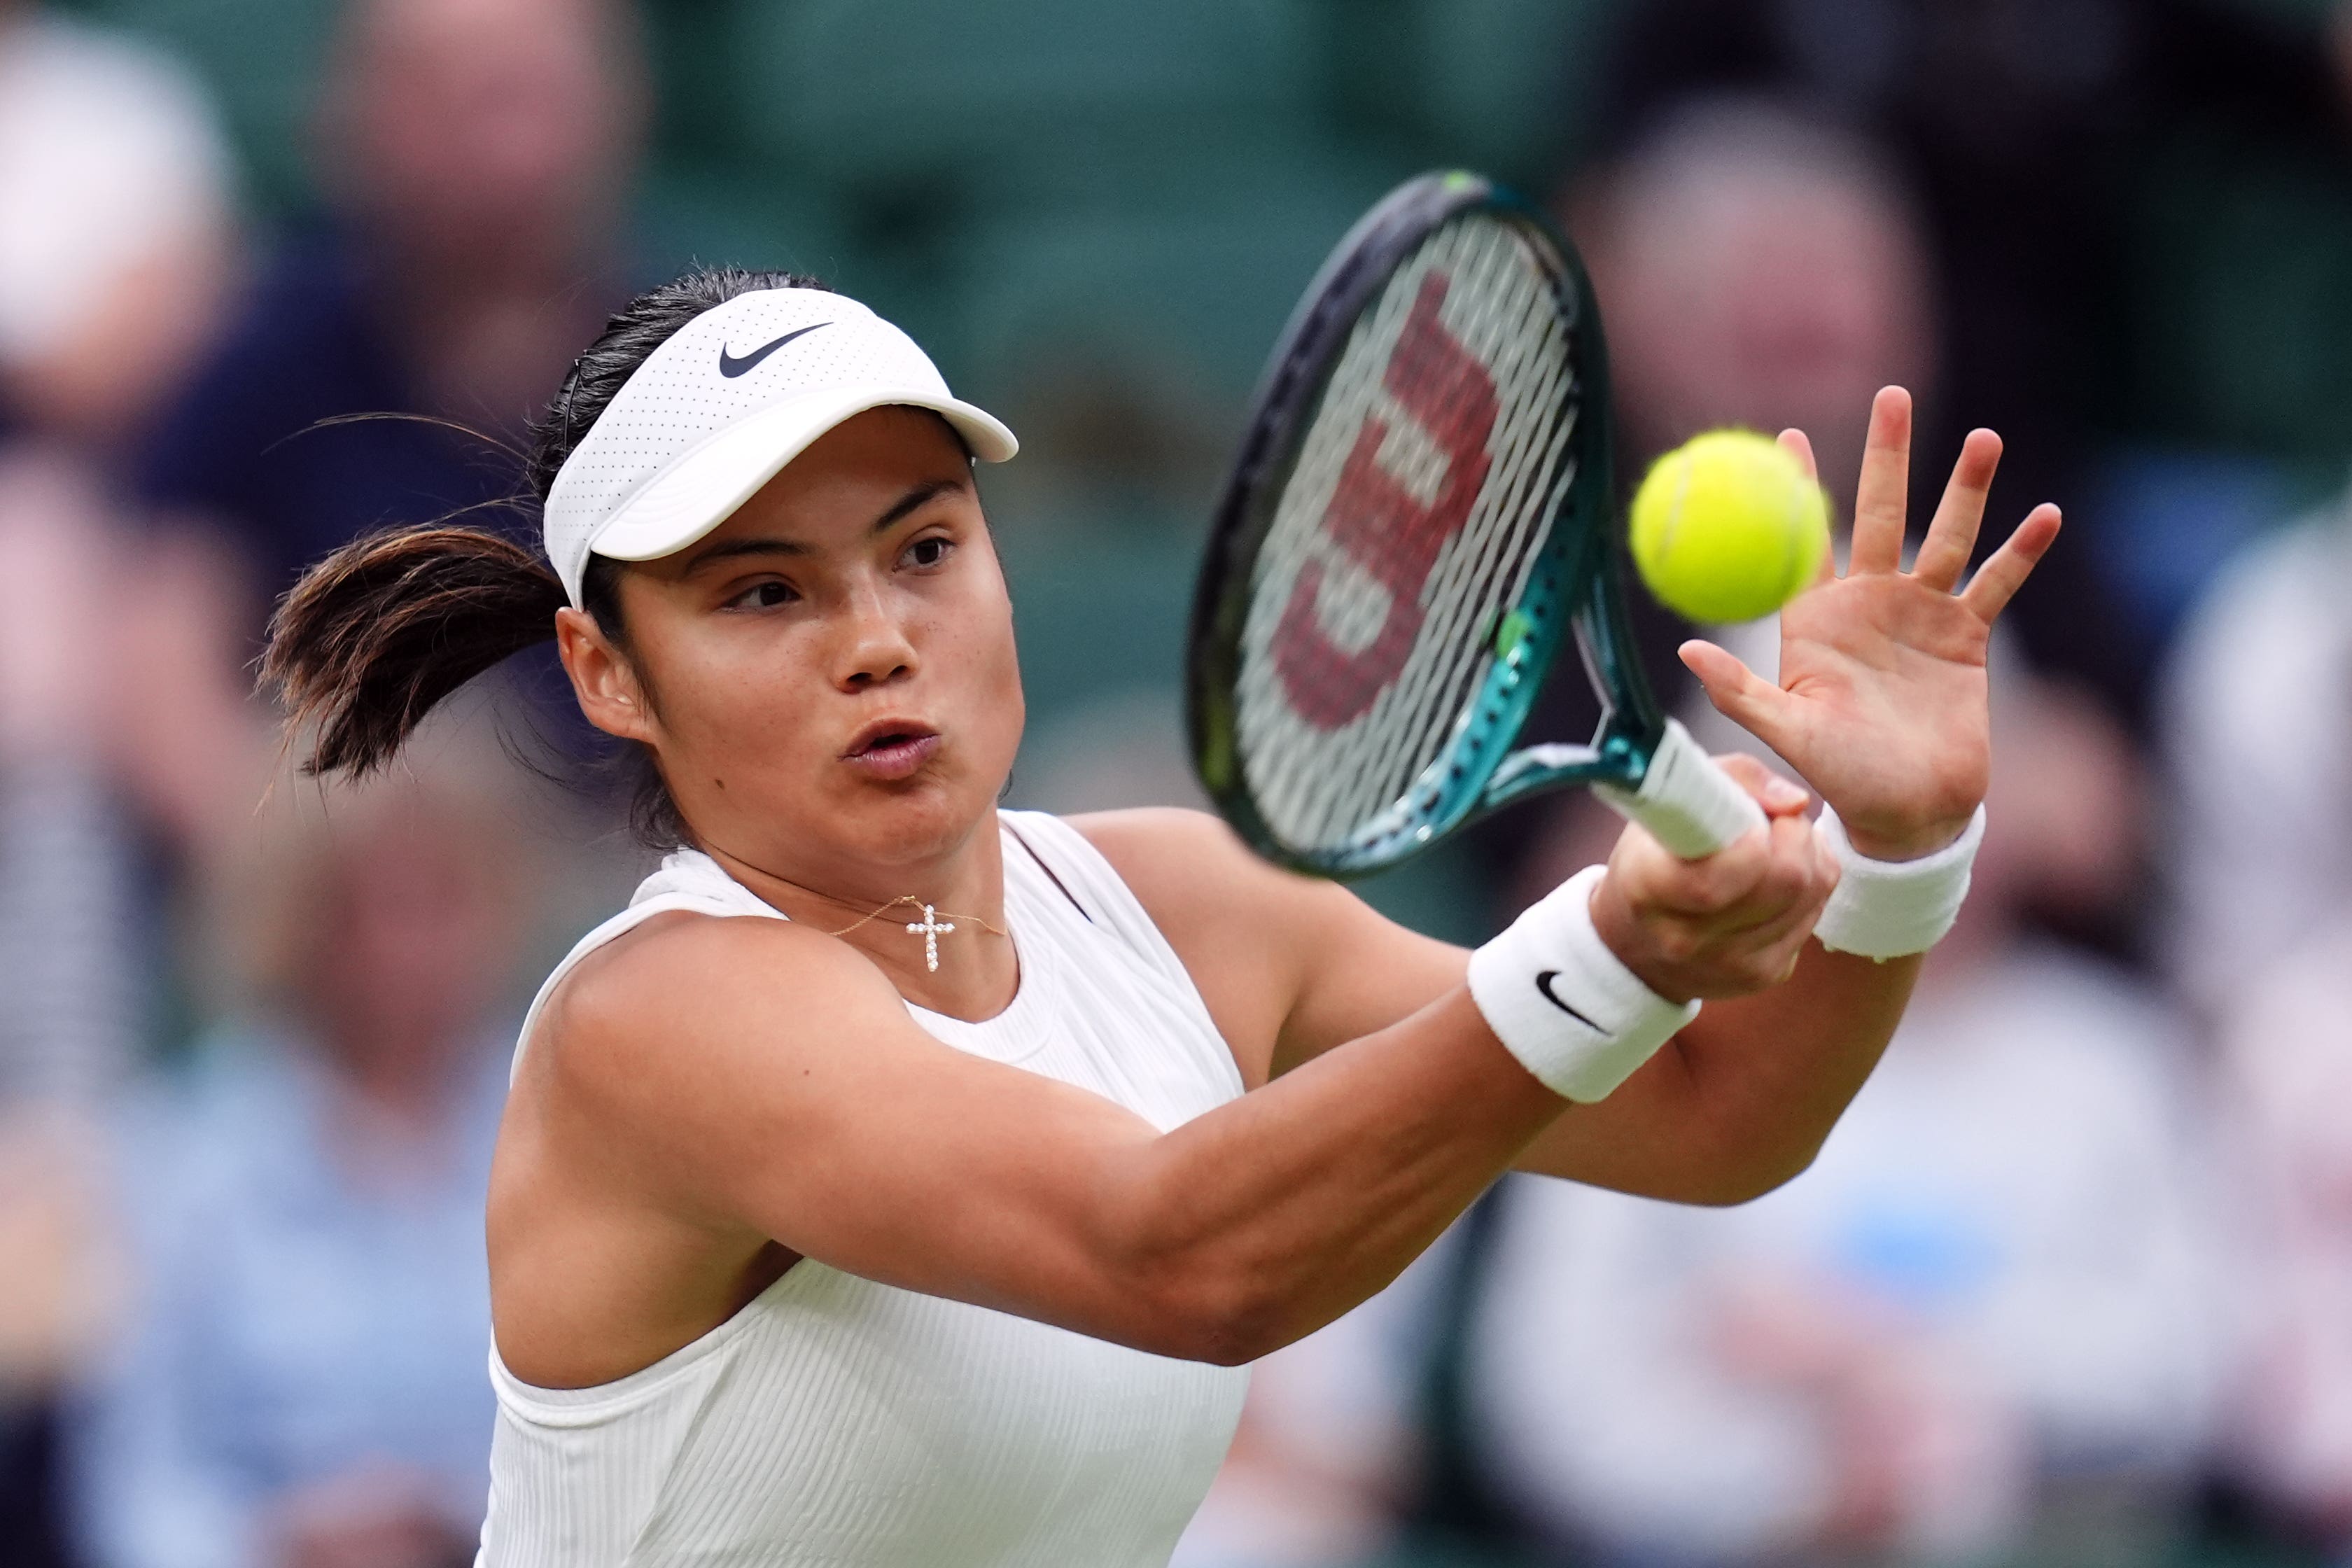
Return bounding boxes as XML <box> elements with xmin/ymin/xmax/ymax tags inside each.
<box><xmin>1071</xmin><ymin>808</ymin><xmax>1470</xmax><ymax>1083</ymax></box>
<box><xmin>536</xmin><ymin>915</ymin><xmax>1201</xmax><ymax>1351</ymax></box>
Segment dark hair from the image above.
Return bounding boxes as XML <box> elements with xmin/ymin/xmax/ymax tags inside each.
<box><xmin>260</xmin><ymin>265</ymin><xmax>825</xmax><ymax>846</ymax></box>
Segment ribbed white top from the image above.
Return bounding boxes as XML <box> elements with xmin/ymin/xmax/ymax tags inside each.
<box><xmin>476</xmin><ymin>811</ymin><xmax>1250</xmax><ymax>1567</ymax></box>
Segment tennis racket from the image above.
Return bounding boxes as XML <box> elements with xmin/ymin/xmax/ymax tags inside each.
<box><xmin>1186</xmin><ymin>169</ymin><xmax>1766</xmax><ymax>879</ymax></box>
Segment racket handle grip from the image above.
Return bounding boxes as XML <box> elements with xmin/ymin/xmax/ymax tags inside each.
<box><xmin>1590</xmin><ymin>718</ymin><xmax>1769</xmax><ymax>859</ymax></box>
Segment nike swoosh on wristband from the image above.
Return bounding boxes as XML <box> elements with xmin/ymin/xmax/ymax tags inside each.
<box><xmin>1532</xmin><ymin>971</ymin><xmax>1606</xmax><ymax>1033</ymax></box>
<box><xmin>718</xmin><ymin>322</ymin><xmax>831</xmax><ymax>378</ymax></box>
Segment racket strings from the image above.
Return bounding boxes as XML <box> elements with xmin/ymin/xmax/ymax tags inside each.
<box><xmin>1378</xmin><ymin>252</ymin><xmax>1578</xmax><ymax>809</ymax></box>
<box><xmin>1247</xmin><ymin>220</ymin><xmax>1564</xmax><ymax>846</ymax></box>
<box><xmin>1235</xmin><ymin>214</ymin><xmax>1583</xmax><ymax>857</ymax></box>
<box><xmin>1247</xmin><ymin>226</ymin><xmax>1518</xmax><ymax>836</ymax></box>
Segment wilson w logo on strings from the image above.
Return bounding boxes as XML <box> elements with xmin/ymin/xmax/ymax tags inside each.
<box><xmin>1272</xmin><ymin>271</ymin><xmax>1498</xmax><ymax>729</ymax></box>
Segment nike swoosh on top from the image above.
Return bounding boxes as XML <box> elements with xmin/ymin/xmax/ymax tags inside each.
<box><xmin>1533</xmin><ymin>971</ymin><xmax>1604</xmax><ymax>1032</ymax></box>
<box><xmin>718</xmin><ymin>322</ymin><xmax>831</xmax><ymax>378</ymax></box>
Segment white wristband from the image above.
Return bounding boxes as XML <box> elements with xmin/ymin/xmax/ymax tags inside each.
<box><xmin>1466</xmin><ymin>866</ymin><xmax>1700</xmax><ymax>1102</ymax></box>
<box><xmin>1812</xmin><ymin>804</ymin><xmax>1987</xmax><ymax>960</ymax></box>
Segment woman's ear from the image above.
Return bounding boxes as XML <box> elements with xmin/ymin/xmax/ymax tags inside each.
<box><xmin>554</xmin><ymin>606</ymin><xmax>656</xmax><ymax>744</ymax></box>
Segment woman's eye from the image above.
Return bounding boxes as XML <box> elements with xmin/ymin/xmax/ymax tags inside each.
<box><xmin>906</xmin><ymin>536</ymin><xmax>953</xmax><ymax>568</ymax></box>
<box><xmin>731</xmin><ymin>581</ymin><xmax>796</xmax><ymax>610</ymax></box>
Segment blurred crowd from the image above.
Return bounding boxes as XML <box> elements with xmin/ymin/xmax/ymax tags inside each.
<box><xmin>4</xmin><ymin>1</ymin><xmax>2352</xmax><ymax>1566</ymax></box>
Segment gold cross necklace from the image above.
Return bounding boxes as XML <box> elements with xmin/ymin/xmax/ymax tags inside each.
<box><xmin>823</xmin><ymin>895</ymin><xmax>1007</xmax><ymax>972</ymax></box>
<box><xmin>701</xmin><ymin>842</ymin><xmax>1007</xmax><ymax>973</ymax></box>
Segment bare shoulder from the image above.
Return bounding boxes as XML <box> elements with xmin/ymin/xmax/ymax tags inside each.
<box><xmin>534</xmin><ymin>911</ymin><xmax>898</xmax><ymax>1108</ymax></box>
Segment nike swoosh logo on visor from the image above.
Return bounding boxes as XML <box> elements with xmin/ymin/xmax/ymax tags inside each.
<box><xmin>1533</xmin><ymin>971</ymin><xmax>1605</xmax><ymax>1033</ymax></box>
<box><xmin>718</xmin><ymin>322</ymin><xmax>831</xmax><ymax>378</ymax></box>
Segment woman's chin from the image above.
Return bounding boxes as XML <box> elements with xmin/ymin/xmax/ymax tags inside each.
<box><xmin>822</xmin><ymin>777</ymin><xmax>998</xmax><ymax>864</ymax></box>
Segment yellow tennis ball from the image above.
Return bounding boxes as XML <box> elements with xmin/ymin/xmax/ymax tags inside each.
<box><xmin>1629</xmin><ymin>430</ymin><xmax>1830</xmax><ymax>624</ymax></box>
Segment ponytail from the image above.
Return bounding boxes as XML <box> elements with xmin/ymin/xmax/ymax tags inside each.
<box><xmin>259</xmin><ymin>262</ymin><xmax>824</xmax><ymax>837</ymax></box>
<box><xmin>261</xmin><ymin>524</ymin><xmax>566</xmax><ymax>779</ymax></box>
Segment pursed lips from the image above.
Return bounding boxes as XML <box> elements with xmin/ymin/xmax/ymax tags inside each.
<box><xmin>841</xmin><ymin>720</ymin><xmax>942</xmax><ymax>781</ymax></box>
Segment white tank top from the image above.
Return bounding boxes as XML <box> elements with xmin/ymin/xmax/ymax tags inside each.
<box><xmin>476</xmin><ymin>811</ymin><xmax>1249</xmax><ymax>1567</ymax></box>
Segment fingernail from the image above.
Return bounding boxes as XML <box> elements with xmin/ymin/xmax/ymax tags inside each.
<box><xmin>1765</xmin><ymin>779</ymin><xmax>1809</xmax><ymax>810</ymax></box>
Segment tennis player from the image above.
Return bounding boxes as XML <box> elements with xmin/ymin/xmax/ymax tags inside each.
<box><xmin>264</xmin><ymin>267</ymin><xmax>2055</xmax><ymax>1565</ymax></box>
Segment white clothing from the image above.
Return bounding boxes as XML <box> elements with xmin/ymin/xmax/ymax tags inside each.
<box><xmin>1467</xmin><ymin>944</ymin><xmax>2224</xmax><ymax>1561</ymax></box>
<box><xmin>2160</xmin><ymin>491</ymin><xmax>2352</xmax><ymax>1010</ymax></box>
<box><xmin>2216</xmin><ymin>918</ymin><xmax>2352</xmax><ymax>1532</ymax></box>
<box><xmin>1170</xmin><ymin>1230</ymin><xmax>1461</xmax><ymax>1568</ymax></box>
<box><xmin>477</xmin><ymin>811</ymin><xmax>1250</xmax><ymax>1567</ymax></box>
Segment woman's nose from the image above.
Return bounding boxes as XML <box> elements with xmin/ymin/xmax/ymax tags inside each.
<box><xmin>834</xmin><ymin>581</ymin><xmax>917</xmax><ymax>689</ymax></box>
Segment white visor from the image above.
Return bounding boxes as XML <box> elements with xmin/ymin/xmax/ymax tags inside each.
<box><xmin>541</xmin><ymin>288</ymin><xmax>1017</xmax><ymax>606</ymax></box>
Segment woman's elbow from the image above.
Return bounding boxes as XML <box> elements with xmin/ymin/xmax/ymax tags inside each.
<box><xmin>1106</xmin><ymin>1231</ymin><xmax>1294</xmax><ymax>1366</ymax></box>
<box><xmin>1128</xmin><ymin>1266</ymin><xmax>1289</xmax><ymax>1366</ymax></box>
<box><xmin>1694</xmin><ymin>1139</ymin><xmax>1824</xmax><ymax>1206</ymax></box>
<box><xmin>1651</xmin><ymin>1121</ymin><xmax>1827</xmax><ymax>1207</ymax></box>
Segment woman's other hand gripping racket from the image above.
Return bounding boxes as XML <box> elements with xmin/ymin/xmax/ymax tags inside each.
<box><xmin>1679</xmin><ymin>387</ymin><xmax>2063</xmax><ymax>864</ymax></box>
<box><xmin>1593</xmin><ymin>751</ymin><xmax>1840</xmax><ymax>1003</ymax></box>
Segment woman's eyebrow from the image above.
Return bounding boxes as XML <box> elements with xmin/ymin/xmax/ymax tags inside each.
<box><xmin>868</xmin><ymin>477</ymin><xmax>965</xmax><ymax>536</ymax></box>
<box><xmin>682</xmin><ymin>478</ymin><xmax>968</xmax><ymax>575</ymax></box>
<box><xmin>682</xmin><ymin>536</ymin><xmax>810</xmax><ymax>573</ymax></box>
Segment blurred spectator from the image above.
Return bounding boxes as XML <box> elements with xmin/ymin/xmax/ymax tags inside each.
<box><xmin>0</xmin><ymin>0</ymin><xmax>255</xmax><ymax>870</ymax></box>
<box><xmin>135</xmin><ymin>0</ymin><xmax>647</xmax><ymax>620</ymax></box>
<box><xmin>2218</xmin><ymin>911</ymin><xmax>2352</xmax><ymax>1555</ymax></box>
<box><xmin>2178</xmin><ymin>479</ymin><xmax>2352</xmax><ymax>1555</ymax></box>
<box><xmin>2160</xmin><ymin>480</ymin><xmax>2352</xmax><ymax>1014</ymax></box>
<box><xmin>0</xmin><ymin>457</ymin><xmax>146</xmax><ymax>1108</ymax></box>
<box><xmin>1585</xmin><ymin>0</ymin><xmax>2126</xmax><ymax>481</ymax></box>
<box><xmin>0</xmin><ymin>454</ymin><xmax>143</xmax><ymax>1568</ymax></box>
<box><xmin>1507</xmin><ymin>98</ymin><xmax>1937</xmax><ymax>897</ymax></box>
<box><xmin>69</xmin><ymin>724</ymin><xmax>541</xmax><ymax>1568</ymax></box>
<box><xmin>0</xmin><ymin>0</ymin><xmax>239</xmax><ymax>451</ymax></box>
<box><xmin>1573</xmin><ymin>0</ymin><xmax>2323</xmax><ymax>724</ymax></box>
<box><xmin>0</xmin><ymin>450</ymin><xmax>258</xmax><ymax>1566</ymax></box>
<box><xmin>1466</xmin><ymin>674</ymin><xmax>2227</xmax><ymax>1565</ymax></box>
<box><xmin>1576</xmin><ymin>96</ymin><xmax>1935</xmax><ymax>521</ymax></box>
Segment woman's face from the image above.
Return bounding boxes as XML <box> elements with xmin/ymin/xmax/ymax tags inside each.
<box><xmin>559</xmin><ymin>406</ymin><xmax>1025</xmax><ymax>886</ymax></box>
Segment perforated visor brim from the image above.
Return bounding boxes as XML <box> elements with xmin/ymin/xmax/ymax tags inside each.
<box><xmin>576</xmin><ymin>388</ymin><xmax>1017</xmax><ymax>584</ymax></box>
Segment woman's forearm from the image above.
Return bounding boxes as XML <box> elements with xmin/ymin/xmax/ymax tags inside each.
<box><xmin>1513</xmin><ymin>941</ymin><xmax>1919</xmax><ymax>1204</ymax></box>
<box><xmin>1674</xmin><ymin>944</ymin><xmax>1920</xmax><ymax>1191</ymax></box>
<box><xmin>1105</xmin><ymin>988</ymin><xmax>1559</xmax><ymax>1364</ymax></box>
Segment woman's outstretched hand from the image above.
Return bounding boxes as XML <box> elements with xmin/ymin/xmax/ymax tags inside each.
<box><xmin>1680</xmin><ymin>386</ymin><xmax>2062</xmax><ymax>861</ymax></box>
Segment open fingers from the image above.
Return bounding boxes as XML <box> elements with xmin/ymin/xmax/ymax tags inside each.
<box><xmin>1959</xmin><ymin>503</ymin><xmax>2063</xmax><ymax>623</ymax></box>
<box><xmin>1911</xmin><ymin>428</ymin><xmax>2003</xmax><ymax>592</ymax></box>
<box><xmin>1779</xmin><ymin>430</ymin><xmax>1838</xmax><ymax>588</ymax></box>
<box><xmin>1777</xmin><ymin>428</ymin><xmax>1819</xmax><ymax>483</ymax></box>
<box><xmin>1848</xmin><ymin>386</ymin><xmax>1913</xmax><ymax>576</ymax></box>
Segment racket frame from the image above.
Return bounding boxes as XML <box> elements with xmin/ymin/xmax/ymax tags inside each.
<box><xmin>1186</xmin><ymin>171</ymin><xmax>1675</xmax><ymax>878</ymax></box>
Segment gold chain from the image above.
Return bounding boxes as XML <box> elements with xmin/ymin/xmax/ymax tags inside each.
<box><xmin>821</xmin><ymin>895</ymin><xmax>1009</xmax><ymax>941</ymax></box>
<box><xmin>825</xmin><ymin>895</ymin><xmax>1005</xmax><ymax>973</ymax></box>
<box><xmin>699</xmin><ymin>840</ymin><xmax>1007</xmax><ymax>973</ymax></box>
